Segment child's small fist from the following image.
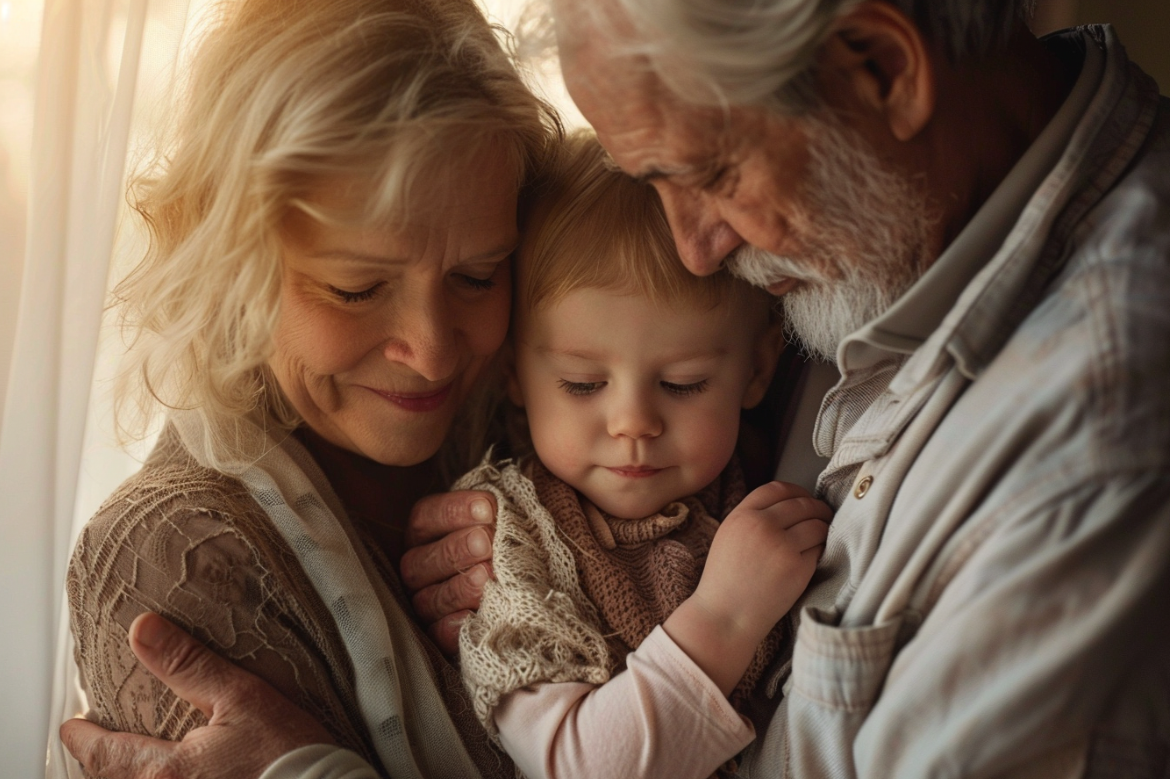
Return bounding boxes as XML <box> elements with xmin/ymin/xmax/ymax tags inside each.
<box><xmin>695</xmin><ymin>481</ymin><xmax>832</xmax><ymax>636</ymax></box>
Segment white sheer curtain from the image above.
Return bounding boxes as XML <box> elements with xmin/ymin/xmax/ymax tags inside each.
<box><xmin>0</xmin><ymin>1</ymin><xmax>578</xmax><ymax>777</ymax></box>
<box><xmin>0</xmin><ymin>1</ymin><xmax>196</xmax><ymax>776</ymax></box>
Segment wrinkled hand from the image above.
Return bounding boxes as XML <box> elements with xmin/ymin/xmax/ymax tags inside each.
<box><xmin>60</xmin><ymin>613</ymin><xmax>334</xmax><ymax>779</ymax></box>
<box><xmin>400</xmin><ymin>490</ymin><xmax>497</xmax><ymax>656</ymax></box>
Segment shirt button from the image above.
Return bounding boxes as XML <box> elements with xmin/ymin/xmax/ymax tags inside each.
<box><xmin>854</xmin><ymin>475</ymin><xmax>874</xmax><ymax>499</ymax></box>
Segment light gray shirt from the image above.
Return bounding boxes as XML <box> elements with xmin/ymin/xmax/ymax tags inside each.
<box><xmin>743</xmin><ymin>25</ymin><xmax>1170</xmax><ymax>779</ymax></box>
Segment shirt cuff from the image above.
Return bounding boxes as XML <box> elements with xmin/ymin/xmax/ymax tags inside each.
<box><xmin>258</xmin><ymin>744</ymin><xmax>378</xmax><ymax>779</ymax></box>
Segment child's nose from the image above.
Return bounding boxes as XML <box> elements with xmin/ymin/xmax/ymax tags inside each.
<box><xmin>607</xmin><ymin>392</ymin><xmax>663</xmax><ymax>440</ymax></box>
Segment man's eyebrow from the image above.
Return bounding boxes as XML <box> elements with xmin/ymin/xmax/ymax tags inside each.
<box><xmin>630</xmin><ymin>164</ymin><xmax>699</xmax><ymax>186</ymax></box>
<box><xmin>599</xmin><ymin>147</ymin><xmax>700</xmax><ymax>186</ymax></box>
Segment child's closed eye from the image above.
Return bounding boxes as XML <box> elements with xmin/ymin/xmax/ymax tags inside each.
<box><xmin>661</xmin><ymin>379</ymin><xmax>709</xmax><ymax>396</ymax></box>
<box><xmin>557</xmin><ymin>379</ymin><xmax>605</xmax><ymax>396</ymax></box>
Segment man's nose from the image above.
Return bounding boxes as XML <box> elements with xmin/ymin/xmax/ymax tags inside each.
<box><xmin>655</xmin><ymin>184</ymin><xmax>742</xmax><ymax>277</ymax></box>
<box><xmin>607</xmin><ymin>389</ymin><xmax>664</xmax><ymax>441</ymax></box>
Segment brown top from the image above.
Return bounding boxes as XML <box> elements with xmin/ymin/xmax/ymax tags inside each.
<box><xmin>67</xmin><ymin>425</ymin><xmax>509</xmax><ymax>779</ymax></box>
<box><xmin>529</xmin><ymin>459</ymin><xmax>784</xmax><ymax>708</ymax></box>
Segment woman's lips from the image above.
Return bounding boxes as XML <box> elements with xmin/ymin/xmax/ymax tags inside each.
<box><xmin>606</xmin><ymin>465</ymin><xmax>664</xmax><ymax>479</ymax></box>
<box><xmin>366</xmin><ymin>383</ymin><xmax>453</xmax><ymax>412</ymax></box>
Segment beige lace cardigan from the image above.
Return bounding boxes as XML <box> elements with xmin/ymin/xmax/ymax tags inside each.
<box><xmin>67</xmin><ymin>420</ymin><xmax>509</xmax><ymax>779</ymax></box>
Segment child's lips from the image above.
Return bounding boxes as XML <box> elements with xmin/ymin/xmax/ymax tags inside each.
<box><xmin>606</xmin><ymin>465</ymin><xmax>664</xmax><ymax>479</ymax></box>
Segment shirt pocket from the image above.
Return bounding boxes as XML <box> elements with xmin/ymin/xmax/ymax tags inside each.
<box><xmin>784</xmin><ymin>606</ymin><xmax>904</xmax><ymax>779</ymax></box>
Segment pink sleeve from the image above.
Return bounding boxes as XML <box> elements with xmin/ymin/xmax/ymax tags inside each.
<box><xmin>494</xmin><ymin>626</ymin><xmax>756</xmax><ymax>779</ymax></box>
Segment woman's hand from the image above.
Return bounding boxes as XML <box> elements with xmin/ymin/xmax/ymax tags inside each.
<box><xmin>400</xmin><ymin>490</ymin><xmax>498</xmax><ymax>656</ymax></box>
<box><xmin>60</xmin><ymin>613</ymin><xmax>335</xmax><ymax>779</ymax></box>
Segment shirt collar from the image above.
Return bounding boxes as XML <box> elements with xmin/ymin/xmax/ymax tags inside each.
<box><xmin>837</xmin><ymin>29</ymin><xmax>1106</xmax><ymax>371</ymax></box>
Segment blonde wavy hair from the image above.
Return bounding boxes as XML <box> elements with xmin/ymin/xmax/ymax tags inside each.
<box><xmin>114</xmin><ymin>0</ymin><xmax>560</xmax><ymax>454</ymax></box>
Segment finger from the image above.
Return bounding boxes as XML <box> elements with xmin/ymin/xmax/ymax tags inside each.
<box><xmin>127</xmin><ymin>612</ymin><xmax>265</xmax><ymax>720</ymax></box>
<box><xmin>428</xmin><ymin>609</ymin><xmax>472</xmax><ymax>658</ymax></box>
<box><xmin>737</xmin><ymin>481</ymin><xmax>814</xmax><ymax>510</ymax></box>
<box><xmin>786</xmin><ymin>518</ymin><xmax>830</xmax><ymax>552</ymax></box>
<box><xmin>400</xmin><ymin>525</ymin><xmax>495</xmax><ymax>591</ymax></box>
<box><xmin>411</xmin><ymin>563</ymin><xmax>490</xmax><ymax>624</ymax></box>
<box><xmin>405</xmin><ymin>491</ymin><xmax>496</xmax><ymax>548</ymax></box>
<box><xmin>803</xmin><ymin>543</ymin><xmax>827</xmax><ymax>563</ymax></box>
<box><xmin>760</xmin><ymin>496</ymin><xmax>835</xmax><ymax>528</ymax></box>
<box><xmin>61</xmin><ymin>718</ymin><xmax>179</xmax><ymax>779</ymax></box>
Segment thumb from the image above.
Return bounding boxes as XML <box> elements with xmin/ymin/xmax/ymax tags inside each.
<box><xmin>127</xmin><ymin>612</ymin><xmax>252</xmax><ymax>721</ymax></box>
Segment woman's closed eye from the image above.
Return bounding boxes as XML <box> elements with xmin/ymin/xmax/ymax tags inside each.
<box><xmin>557</xmin><ymin>379</ymin><xmax>605</xmax><ymax>396</ymax></box>
<box><xmin>328</xmin><ymin>282</ymin><xmax>383</xmax><ymax>304</ymax></box>
<box><xmin>661</xmin><ymin>379</ymin><xmax>709</xmax><ymax>396</ymax></box>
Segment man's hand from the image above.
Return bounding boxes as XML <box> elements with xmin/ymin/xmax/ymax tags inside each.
<box><xmin>61</xmin><ymin>612</ymin><xmax>335</xmax><ymax>779</ymax></box>
<box><xmin>400</xmin><ymin>490</ymin><xmax>497</xmax><ymax>656</ymax></box>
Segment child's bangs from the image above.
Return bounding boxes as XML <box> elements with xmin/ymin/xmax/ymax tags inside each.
<box><xmin>521</xmin><ymin>137</ymin><xmax>739</xmax><ymax>313</ymax></box>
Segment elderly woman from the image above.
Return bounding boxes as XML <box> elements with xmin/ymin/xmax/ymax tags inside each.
<box><xmin>63</xmin><ymin>0</ymin><xmax>557</xmax><ymax>776</ymax></box>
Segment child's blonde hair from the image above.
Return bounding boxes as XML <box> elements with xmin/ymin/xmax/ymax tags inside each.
<box><xmin>515</xmin><ymin>132</ymin><xmax>768</xmax><ymax>316</ymax></box>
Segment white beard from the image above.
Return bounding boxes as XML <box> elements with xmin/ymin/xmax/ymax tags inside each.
<box><xmin>726</xmin><ymin>114</ymin><xmax>935</xmax><ymax>362</ymax></box>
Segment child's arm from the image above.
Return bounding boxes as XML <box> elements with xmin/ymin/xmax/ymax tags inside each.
<box><xmin>495</xmin><ymin>627</ymin><xmax>755</xmax><ymax>779</ymax></box>
<box><xmin>664</xmin><ymin>480</ymin><xmax>831</xmax><ymax>695</ymax></box>
<box><xmin>488</xmin><ymin>481</ymin><xmax>831</xmax><ymax>779</ymax></box>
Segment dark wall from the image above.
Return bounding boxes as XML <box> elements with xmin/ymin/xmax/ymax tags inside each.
<box><xmin>1035</xmin><ymin>0</ymin><xmax>1170</xmax><ymax>92</ymax></box>
<box><xmin>1077</xmin><ymin>0</ymin><xmax>1170</xmax><ymax>92</ymax></box>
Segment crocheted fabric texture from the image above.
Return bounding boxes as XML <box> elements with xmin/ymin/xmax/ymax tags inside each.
<box><xmin>458</xmin><ymin>455</ymin><xmax>783</xmax><ymax>739</ymax></box>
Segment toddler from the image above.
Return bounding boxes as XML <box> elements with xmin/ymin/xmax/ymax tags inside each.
<box><xmin>457</xmin><ymin>135</ymin><xmax>830</xmax><ymax>779</ymax></box>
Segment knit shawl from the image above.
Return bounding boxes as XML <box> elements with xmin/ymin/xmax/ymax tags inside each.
<box><xmin>458</xmin><ymin>455</ymin><xmax>783</xmax><ymax>739</ymax></box>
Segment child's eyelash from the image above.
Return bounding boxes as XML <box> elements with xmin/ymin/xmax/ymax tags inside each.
<box><xmin>329</xmin><ymin>283</ymin><xmax>382</xmax><ymax>303</ymax></box>
<box><xmin>557</xmin><ymin>379</ymin><xmax>604</xmax><ymax>396</ymax></box>
<box><xmin>661</xmin><ymin>380</ymin><xmax>709</xmax><ymax>396</ymax></box>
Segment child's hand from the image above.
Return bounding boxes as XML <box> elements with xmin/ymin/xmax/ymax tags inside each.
<box><xmin>697</xmin><ymin>481</ymin><xmax>831</xmax><ymax>635</ymax></box>
<box><xmin>663</xmin><ymin>481</ymin><xmax>830</xmax><ymax>696</ymax></box>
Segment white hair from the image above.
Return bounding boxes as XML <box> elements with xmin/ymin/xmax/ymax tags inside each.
<box><xmin>566</xmin><ymin>0</ymin><xmax>1037</xmax><ymax>111</ymax></box>
<box><xmin>726</xmin><ymin>110</ymin><xmax>935</xmax><ymax>360</ymax></box>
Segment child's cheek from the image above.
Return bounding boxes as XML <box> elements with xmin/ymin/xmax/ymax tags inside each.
<box><xmin>530</xmin><ymin>415</ymin><xmax>591</xmax><ymax>487</ymax></box>
<box><xmin>688</xmin><ymin>399</ymin><xmax>745</xmax><ymax>485</ymax></box>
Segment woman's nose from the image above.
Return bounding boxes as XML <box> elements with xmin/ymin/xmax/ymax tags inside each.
<box><xmin>655</xmin><ymin>183</ymin><xmax>742</xmax><ymax>277</ymax></box>
<box><xmin>607</xmin><ymin>390</ymin><xmax>664</xmax><ymax>441</ymax></box>
<box><xmin>381</xmin><ymin>290</ymin><xmax>460</xmax><ymax>382</ymax></box>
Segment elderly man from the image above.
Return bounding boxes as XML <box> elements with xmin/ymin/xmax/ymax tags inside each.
<box><xmin>63</xmin><ymin>1</ymin><xmax>1170</xmax><ymax>777</ymax></box>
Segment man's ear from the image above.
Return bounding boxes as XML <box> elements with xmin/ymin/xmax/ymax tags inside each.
<box><xmin>820</xmin><ymin>0</ymin><xmax>936</xmax><ymax>142</ymax></box>
<box><xmin>742</xmin><ymin>314</ymin><xmax>786</xmax><ymax>410</ymax></box>
<box><xmin>503</xmin><ymin>341</ymin><xmax>525</xmax><ymax>407</ymax></box>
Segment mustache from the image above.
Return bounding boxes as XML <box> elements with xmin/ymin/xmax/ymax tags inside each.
<box><xmin>725</xmin><ymin>245</ymin><xmax>824</xmax><ymax>289</ymax></box>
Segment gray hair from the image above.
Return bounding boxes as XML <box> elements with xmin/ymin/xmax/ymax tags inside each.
<box><xmin>574</xmin><ymin>0</ymin><xmax>1036</xmax><ymax>111</ymax></box>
